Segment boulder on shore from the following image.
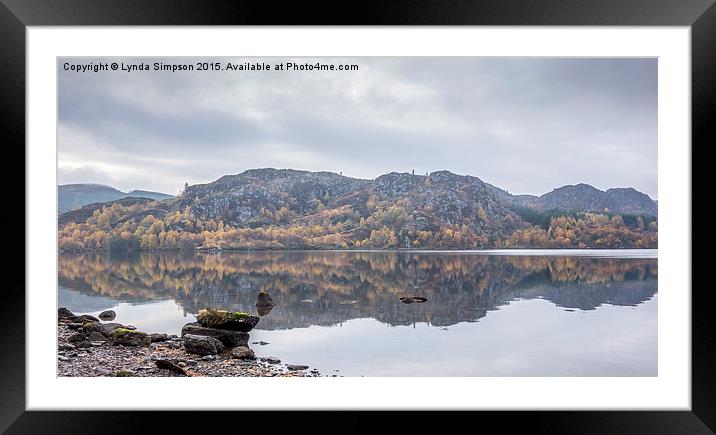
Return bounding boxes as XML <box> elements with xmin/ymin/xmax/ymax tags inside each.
<box><xmin>183</xmin><ymin>334</ymin><xmax>225</xmax><ymax>356</ymax></box>
<box><xmin>231</xmin><ymin>346</ymin><xmax>256</xmax><ymax>360</ymax></box>
<box><xmin>286</xmin><ymin>364</ymin><xmax>309</xmax><ymax>371</ymax></box>
<box><xmin>58</xmin><ymin>307</ymin><xmax>75</xmax><ymax>318</ymax></box>
<box><xmin>83</xmin><ymin>322</ymin><xmax>125</xmax><ymax>337</ymax></box>
<box><xmin>149</xmin><ymin>333</ymin><xmax>168</xmax><ymax>343</ymax></box>
<box><xmin>195</xmin><ymin>308</ymin><xmax>259</xmax><ymax>332</ymax></box>
<box><xmin>107</xmin><ymin>328</ymin><xmax>151</xmax><ymax>347</ymax></box>
<box><xmin>67</xmin><ymin>332</ymin><xmax>86</xmax><ymax>343</ymax></box>
<box><xmin>155</xmin><ymin>359</ymin><xmax>189</xmax><ymax>376</ymax></box>
<box><xmin>181</xmin><ymin>323</ymin><xmax>249</xmax><ymax>348</ymax></box>
<box><xmin>58</xmin><ymin>307</ymin><xmax>101</xmax><ymax>324</ymax></box>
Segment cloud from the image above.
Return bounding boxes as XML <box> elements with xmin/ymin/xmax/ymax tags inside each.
<box><xmin>57</xmin><ymin>57</ymin><xmax>657</xmax><ymax>198</ymax></box>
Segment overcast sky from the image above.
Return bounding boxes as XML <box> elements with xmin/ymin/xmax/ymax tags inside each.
<box><xmin>58</xmin><ymin>57</ymin><xmax>657</xmax><ymax>198</ymax></box>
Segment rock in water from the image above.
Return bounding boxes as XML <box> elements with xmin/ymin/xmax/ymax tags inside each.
<box><xmin>107</xmin><ymin>329</ymin><xmax>151</xmax><ymax>347</ymax></box>
<box><xmin>231</xmin><ymin>346</ymin><xmax>256</xmax><ymax>360</ymax></box>
<box><xmin>399</xmin><ymin>296</ymin><xmax>428</xmax><ymax>304</ymax></box>
<box><xmin>98</xmin><ymin>310</ymin><xmax>116</xmax><ymax>321</ymax></box>
<box><xmin>195</xmin><ymin>308</ymin><xmax>259</xmax><ymax>332</ymax></box>
<box><xmin>256</xmin><ymin>291</ymin><xmax>275</xmax><ymax>307</ymax></box>
<box><xmin>181</xmin><ymin>323</ymin><xmax>249</xmax><ymax>348</ymax></box>
<box><xmin>183</xmin><ymin>334</ymin><xmax>225</xmax><ymax>356</ymax></box>
<box><xmin>256</xmin><ymin>304</ymin><xmax>274</xmax><ymax>317</ymax></box>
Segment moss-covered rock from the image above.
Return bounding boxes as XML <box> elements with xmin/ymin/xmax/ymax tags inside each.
<box><xmin>107</xmin><ymin>328</ymin><xmax>151</xmax><ymax>347</ymax></box>
<box><xmin>195</xmin><ymin>308</ymin><xmax>259</xmax><ymax>332</ymax></box>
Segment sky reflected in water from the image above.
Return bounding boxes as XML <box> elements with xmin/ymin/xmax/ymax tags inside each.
<box><xmin>59</xmin><ymin>250</ymin><xmax>657</xmax><ymax>376</ymax></box>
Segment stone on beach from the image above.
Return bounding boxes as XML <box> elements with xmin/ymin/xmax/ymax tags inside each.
<box><xmin>181</xmin><ymin>323</ymin><xmax>249</xmax><ymax>348</ymax></box>
<box><xmin>67</xmin><ymin>332</ymin><xmax>86</xmax><ymax>343</ymax></box>
<box><xmin>58</xmin><ymin>307</ymin><xmax>75</xmax><ymax>318</ymax></box>
<box><xmin>98</xmin><ymin>310</ymin><xmax>116</xmax><ymax>321</ymax></box>
<box><xmin>149</xmin><ymin>333</ymin><xmax>168</xmax><ymax>343</ymax></box>
<box><xmin>58</xmin><ymin>307</ymin><xmax>100</xmax><ymax>324</ymax></box>
<box><xmin>230</xmin><ymin>346</ymin><xmax>256</xmax><ymax>360</ymax></box>
<box><xmin>107</xmin><ymin>328</ymin><xmax>151</xmax><ymax>347</ymax></box>
<box><xmin>56</xmin><ymin>322</ymin><xmax>321</xmax><ymax>378</ymax></box>
<box><xmin>155</xmin><ymin>359</ymin><xmax>190</xmax><ymax>376</ymax></box>
<box><xmin>286</xmin><ymin>364</ymin><xmax>309</xmax><ymax>371</ymax></box>
<box><xmin>183</xmin><ymin>334</ymin><xmax>225</xmax><ymax>356</ymax></box>
<box><xmin>87</xmin><ymin>331</ymin><xmax>106</xmax><ymax>342</ymax></box>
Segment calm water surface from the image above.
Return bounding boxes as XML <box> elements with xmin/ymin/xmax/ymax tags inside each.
<box><xmin>58</xmin><ymin>250</ymin><xmax>657</xmax><ymax>376</ymax></box>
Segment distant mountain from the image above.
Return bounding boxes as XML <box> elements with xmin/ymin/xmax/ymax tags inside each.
<box><xmin>58</xmin><ymin>183</ymin><xmax>173</xmax><ymax>214</ymax></box>
<box><xmin>488</xmin><ymin>183</ymin><xmax>657</xmax><ymax>217</ymax></box>
<box><xmin>58</xmin><ymin>169</ymin><xmax>658</xmax><ymax>251</ymax></box>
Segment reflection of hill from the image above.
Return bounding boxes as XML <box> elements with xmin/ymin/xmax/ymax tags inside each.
<box><xmin>58</xmin><ymin>251</ymin><xmax>658</xmax><ymax>329</ymax></box>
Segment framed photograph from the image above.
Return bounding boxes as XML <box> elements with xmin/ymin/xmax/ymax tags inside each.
<box><xmin>5</xmin><ymin>0</ymin><xmax>713</xmax><ymax>432</ymax></box>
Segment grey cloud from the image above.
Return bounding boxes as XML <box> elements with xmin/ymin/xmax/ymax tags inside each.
<box><xmin>57</xmin><ymin>57</ymin><xmax>657</xmax><ymax>198</ymax></box>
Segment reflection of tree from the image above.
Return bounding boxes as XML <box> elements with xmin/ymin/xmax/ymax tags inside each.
<box><xmin>58</xmin><ymin>252</ymin><xmax>657</xmax><ymax>328</ymax></box>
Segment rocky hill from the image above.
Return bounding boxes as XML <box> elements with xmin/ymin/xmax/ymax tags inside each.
<box><xmin>58</xmin><ymin>183</ymin><xmax>173</xmax><ymax>214</ymax></box>
<box><xmin>173</xmin><ymin>168</ymin><xmax>526</xmax><ymax>245</ymax></box>
<box><xmin>58</xmin><ymin>169</ymin><xmax>658</xmax><ymax>250</ymax></box>
<box><xmin>492</xmin><ymin>183</ymin><xmax>657</xmax><ymax>217</ymax></box>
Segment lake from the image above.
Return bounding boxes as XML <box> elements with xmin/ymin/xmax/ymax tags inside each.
<box><xmin>58</xmin><ymin>250</ymin><xmax>658</xmax><ymax>376</ymax></box>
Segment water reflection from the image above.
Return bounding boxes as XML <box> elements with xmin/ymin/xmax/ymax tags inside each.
<box><xmin>58</xmin><ymin>251</ymin><xmax>657</xmax><ymax>330</ymax></box>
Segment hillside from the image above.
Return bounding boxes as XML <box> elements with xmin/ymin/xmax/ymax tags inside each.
<box><xmin>58</xmin><ymin>183</ymin><xmax>173</xmax><ymax>214</ymax></box>
<box><xmin>58</xmin><ymin>169</ymin><xmax>658</xmax><ymax>251</ymax></box>
<box><xmin>488</xmin><ymin>183</ymin><xmax>657</xmax><ymax>217</ymax></box>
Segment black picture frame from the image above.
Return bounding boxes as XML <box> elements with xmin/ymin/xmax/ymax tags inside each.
<box><xmin>2</xmin><ymin>0</ymin><xmax>713</xmax><ymax>432</ymax></box>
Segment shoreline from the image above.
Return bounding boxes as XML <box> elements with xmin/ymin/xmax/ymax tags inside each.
<box><xmin>58</xmin><ymin>247</ymin><xmax>659</xmax><ymax>257</ymax></box>
<box><xmin>57</xmin><ymin>318</ymin><xmax>326</xmax><ymax>378</ymax></box>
